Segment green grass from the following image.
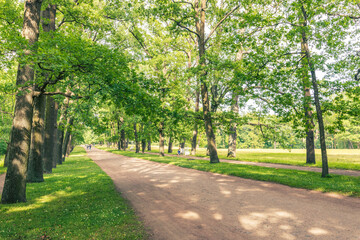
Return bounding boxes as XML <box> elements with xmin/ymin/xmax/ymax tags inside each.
<box><xmin>99</xmin><ymin>147</ymin><xmax>360</xmax><ymax>197</ymax></box>
<box><xmin>0</xmin><ymin>147</ymin><xmax>148</xmax><ymax>240</ymax></box>
<box><xmin>0</xmin><ymin>155</ymin><xmax>5</xmax><ymax>174</ymax></box>
<box><xmin>139</xmin><ymin>146</ymin><xmax>360</xmax><ymax>170</ymax></box>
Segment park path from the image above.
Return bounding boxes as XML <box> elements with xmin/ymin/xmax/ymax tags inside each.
<box><xmin>143</xmin><ymin>151</ymin><xmax>360</xmax><ymax>177</ymax></box>
<box><xmin>87</xmin><ymin>147</ymin><xmax>360</xmax><ymax>240</ymax></box>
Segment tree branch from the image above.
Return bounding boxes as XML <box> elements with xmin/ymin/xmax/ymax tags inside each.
<box><xmin>205</xmin><ymin>4</ymin><xmax>241</xmax><ymax>44</ymax></box>
<box><xmin>169</xmin><ymin>18</ymin><xmax>200</xmax><ymax>37</ymax></box>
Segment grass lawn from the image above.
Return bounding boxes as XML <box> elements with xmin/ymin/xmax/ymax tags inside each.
<box><xmin>0</xmin><ymin>147</ymin><xmax>148</xmax><ymax>240</ymax></box>
<box><xmin>0</xmin><ymin>155</ymin><xmax>5</xmax><ymax>174</ymax></box>
<box><xmin>99</xmin><ymin>147</ymin><xmax>360</xmax><ymax>197</ymax></box>
<box><xmin>144</xmin><ymin>146</ymin><xmax>360</xmax><ymax>170</ymax></box>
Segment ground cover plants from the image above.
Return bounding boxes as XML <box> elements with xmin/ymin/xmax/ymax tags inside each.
<box><xmin>99</xmin><ymin>147</ymin><xmax>360</xmax><ymax>197</ymax></box>
<box><xmin>0</xmin><ymin>147</ymin><xmax>147</xmax><ymax>240</ymax></box>
<box><xmin>147</xmin><ymin>147</ymin><xmax>360</xmax><ymax>170</ymax></box>
<box><xmin>0</xmin><ymin>155</ymin><xmax>5</xmax><ymax>174</ymax></box>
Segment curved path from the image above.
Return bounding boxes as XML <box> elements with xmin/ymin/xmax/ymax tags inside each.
<box><xmin>88</xmin><ymin>148</ymin><xmax>360</xmax><ymax>240</ymax></box>
<box><xmin>143</xmin><ymin>152</ymin><xmax>360</xmax><ymax>177</ymax></box>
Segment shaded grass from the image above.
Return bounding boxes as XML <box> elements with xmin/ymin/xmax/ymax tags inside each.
<box><xmin>100</xmin><ymin>147</ymin><xmax>360</xmax><ymax>197</ymax></box>
<box><xmin>141</xmin><ymin>147</ymin><xmax>360</xmax><ymax>170</ymax></box>
<box><xmin>0</xmin><ymin>147</ymin><xmax>148</xmax><ymax>240</ymax></box>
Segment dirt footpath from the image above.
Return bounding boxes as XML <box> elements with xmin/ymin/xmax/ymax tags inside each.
<box><xmin>88</xmin><ymin>148</ymin><xmax>360</xmax><ymax>240</ymax></box>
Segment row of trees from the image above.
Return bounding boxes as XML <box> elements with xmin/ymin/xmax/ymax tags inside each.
<box><xmin>1</xmin><ymin>0</ymin><xmax>359</xmax><ymax>203</ymax></box>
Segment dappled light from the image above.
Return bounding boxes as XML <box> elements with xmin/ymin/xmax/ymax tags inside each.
<box><xmin>89</xmin><ymin>148</ymin><xmax>360</xmax><ymax>240</ymax></box>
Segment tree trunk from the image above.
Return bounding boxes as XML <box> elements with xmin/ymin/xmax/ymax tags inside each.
<box><xmin>300</xmin><ymin>4</ymin><xmax>328</xmax><ymax>177</ymax></box>
<box><xmin>227</xmin><ymin>93</ymin><xmax>238</xmax><ymax>158</ymax></box>
<box><xmin>168</xmin><ymin>136</ymin><xmax>173</xmax><ymax>153</ymax></box>
<box><xmin>43</xmin><ymin>96</ymin><xmax>56</xmax><ymax>173</ymax></box>
<box><xmin>180</xmin><ymin>139</ymin><xmax>185</xmax><ymax>155</ymax></box>
<box><xmin>147</xmin><ymin>139</ymin><xmax>151</xmax><ymax>151</ymax></box>
<box><xmin>159</xmin><ymin>121</ymin><xmax>165</xmax><ymax>156</ymax></box>
<box><xmin>300</xmin><ymin>37</ymin><xmax>316</xmax><ymax>164</ymax></box>
<box><xmin>66</xmin><ymin>134</ymin><xmax>73</xmax><ymax>157</ymax></box>
<box><xmin>141</xmin><ymin>139</ymin><xmax>146</xmax><ymax>153</ymax></box>
<box><xmin>27</xmin><ymin>93</ymin><xmax>46</xmax><ymax>182</ymax></box>
<box><xmin>52</xmin><ymin>100</ymin><xmax>59</xmax><ymax>168</ymax></box>
<box><xmin>1</xmin><ymin>0</ymin><xmax>42</xmax><ymax>204</ymax></box>
<box><xmin>197</xmin><ymin>0</ymin><xmax>219</xmax><ymax>163</ymax></box>
<box><xmin>62</xmin><ymin>118</ymin><xmax>73</xmax><ymax>162</ymax></box>
<box><xmin>134</xmin><ymin>123</ymin><xmax>140</xmax><ymax>153</ymax></box>
<box><xmin>117</xmin><ymin>119</ymin><xmax>121</xmax><ymax>150</ymax></box>
<box><xmin>121</xmin><ymin>129</ymin><xmax>126</xmax><ymax>150</ymax></box>
<box><xmin>191</xmin><ymin>90</ymin><xmax>200</xmax><ymax>155</ymax></box>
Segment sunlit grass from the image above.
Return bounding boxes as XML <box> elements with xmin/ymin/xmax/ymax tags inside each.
<box><xmin>0</xmin><ymin>147</ymin><xmax>147</xmax><ymax>240</ymax></box>
<box><xmin>0</xmin><ymin>155</ymin><xmax>5</xmax><ymax>174</ymax></box>
<box><xmin>100</xmin><ymin>147</ymin><xmax>360</xmax><ymax>197</ymax></box>
<box><xmin>127</xmin><ymin>146</ymin><xmax>360</xmax><ymax>170</ymax></box>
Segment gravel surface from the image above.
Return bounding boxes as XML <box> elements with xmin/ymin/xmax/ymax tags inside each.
<box><xmin>87</xmin><ymin>148</ymin><xmax>360</xmax><ymax>240</ymax></box>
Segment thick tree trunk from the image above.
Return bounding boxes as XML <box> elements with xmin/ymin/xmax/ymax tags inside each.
<box><xmin>141</xmin><ymin>139</ymin><xmax>146</xmax><ymax>153</ymax></box>
<box><xmin>191</xmin><ymin>90</ymin><xmax>200</xmax><ymax>155</ymax></box>
<box><xmin>43</xmin><ymin>96</ymin><xmax>56</xmax><ymax>173</ymax></box>
<box><xmin>168</xmin><ymin>136</ymin><xmax>173</xmax><ymax>153</ymax></box>
<box><xmin>66</xmin><ymin>134</ymin><xmax>73</xmax><ymax>157</ymax></box>
<box><xmin>56</xmin><ymin>97</ymin><xmax>69</xmax><ymax>165</ymax></box>
<box><xmin>51</xmin><ymin>100</ymin><xmax>59</xmax><ymax>168</ymax></box>
<box><xmin>159</xmin><ymin>121</ymin><xmax>165</xmax><ymax>156</ymax></box>
<box><xmin>227</xmin><ymin>93</ymin><xmax>238</xmax><ymax>158</ymax></box>
<box><xmin>197</xmin><ymin>0</ymin><xmax>219</xmax><ymax>163</ymax></box>
<box><xmin>300</xmin><ymin>5</ymin><xmax>328</xmax><ymax>177</ymax></box>
<box><xmin>27</xmin><ymin>93</ymin><xmax>46</xmax><ymax>182</ymax></box>
<box><xmin>62</xmin><ymin>118</ymin><xmax>73</xmax><ymax>162</ymax></box>
<box><xmin>1</xmin><ymin>0</ymin><xmax>42</xmax><ymax>204</ymax></box>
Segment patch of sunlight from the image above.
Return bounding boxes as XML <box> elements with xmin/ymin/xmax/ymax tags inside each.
<box><xmin>308</xmin><ymin>227</ymin><xmax>329</xmax><ymax>235</ymax></box>
<box><xmin>69</xmin><ymin>154</ymin><xmax>85</xmax><ymax>157</ymax></box>
<box><xmin>213</xmin><ymin>213</ymin><xmax>223</xmax><ymax>220</ymax></box>
<box><xmin>155</xmin><ymin>184</ymin><xmax>169</xmax><ymax>188</ymax></box>
<box><xmin>7</xmin><ymin>190</ymin><xmax>85</xmax><ymax>214</ymax></box>
<box><xmin>220</xmin><ymin>190</ymin><xmax>231</xmax><ymax>196</ymax></box>
<box><xmin>175</xmin><ymin>211</ymin><xmax>200</xmax><ymax>220</ymax></box>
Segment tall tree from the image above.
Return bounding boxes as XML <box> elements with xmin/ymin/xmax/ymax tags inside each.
<box><xmin>2</xmin><ymin>0</ymin><xmax>43</xmax><ymax>203</ymax></box>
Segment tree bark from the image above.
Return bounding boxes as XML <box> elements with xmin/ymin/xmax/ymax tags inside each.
<box><xmin>300</xmin><ymin>38</ymin><xmax>316</xmax><ymax>164</ymax></box>
<box><xmin>134</xmin><ymin>123</ymin><xmax>140</xmax><ymax>153</ymax></box>
<box><xmin>180</xmin><ymin>139</ymin><xmax>185</xmax><ymax>155</ymax></box>
<box><xmin>141</xmin><ymin>139</ymin><xmax>146</xmax><ymax>153</ymax></box>
<box><xmin>66</xmin><ymin>134</ymin><xmax>73</xmax><ymax>157</ymax></box>
<box><xmin>227</xmin><ymin>93</ymin><xmax>238</xmax><ymax>158</ymax></box>
<box><xmin>52</xmin><ymin>100</ymin><xmax>59</xmax><ymax>168</ymax></box>
<box><xmin>43</xmin><ymin>96</ymin><xmax>56</xmax><ymax>173</ymax></box>
<box><xmin>159</xmin><ymin>121</ymin><xmax>165</xmax><ymax>156</ymax></box>
<box><xmin>197</xmin><ymin>0</ymin><xmax>219</xmax><ymax>163</ymax></box>
<box><xmin>168</xmin><ymin>136</ymin><xmax>173</xmax><ymax>153</ymax></box>
<box><xmin>27</xmin><ymin>93</ymin><xmax>46</xmax><ymax>182</ymax></box>
<box><xmin>62</xmin><ymin>118</ymin><xmax>73</xmax><ymax>162</ymax></box>
<box><xmin>1</xmin><ymin>0</ymin><xmax>42</xmax><ymax>204</ymax></box>
<box><xmin>300</xmin><ymin>4</ymin><xmax>328</xmax><ymax>177</ymax></box>
<box><xmin>191</xmin><ymin>90</ymin><xmax>200</xmax><ymax>155</ymax></box>
<box><xmin>147</xmin><ymin>139</ymin><xmax>151</xmax><ymax>151</ymax></box>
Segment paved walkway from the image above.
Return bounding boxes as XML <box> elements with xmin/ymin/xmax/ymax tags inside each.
<box><xmin>88</xmin><ymin>148</ymin><xmax>360</xmax><ymax>240</ymax></box>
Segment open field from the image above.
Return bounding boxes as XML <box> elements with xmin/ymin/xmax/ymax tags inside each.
<box><xmin>145</xmin><ymin>146</ymin><xmax>360</xmax><ymax>170</ymax></box>
<box><xmin>0</xmin><ymin>147</ymin><xmax>147</xmax><ymax>240</ymax></box>
<box><xmin>99</xmin><ymin>147</ymin><xmax>360</xmax><ymax>197</ymax></box>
